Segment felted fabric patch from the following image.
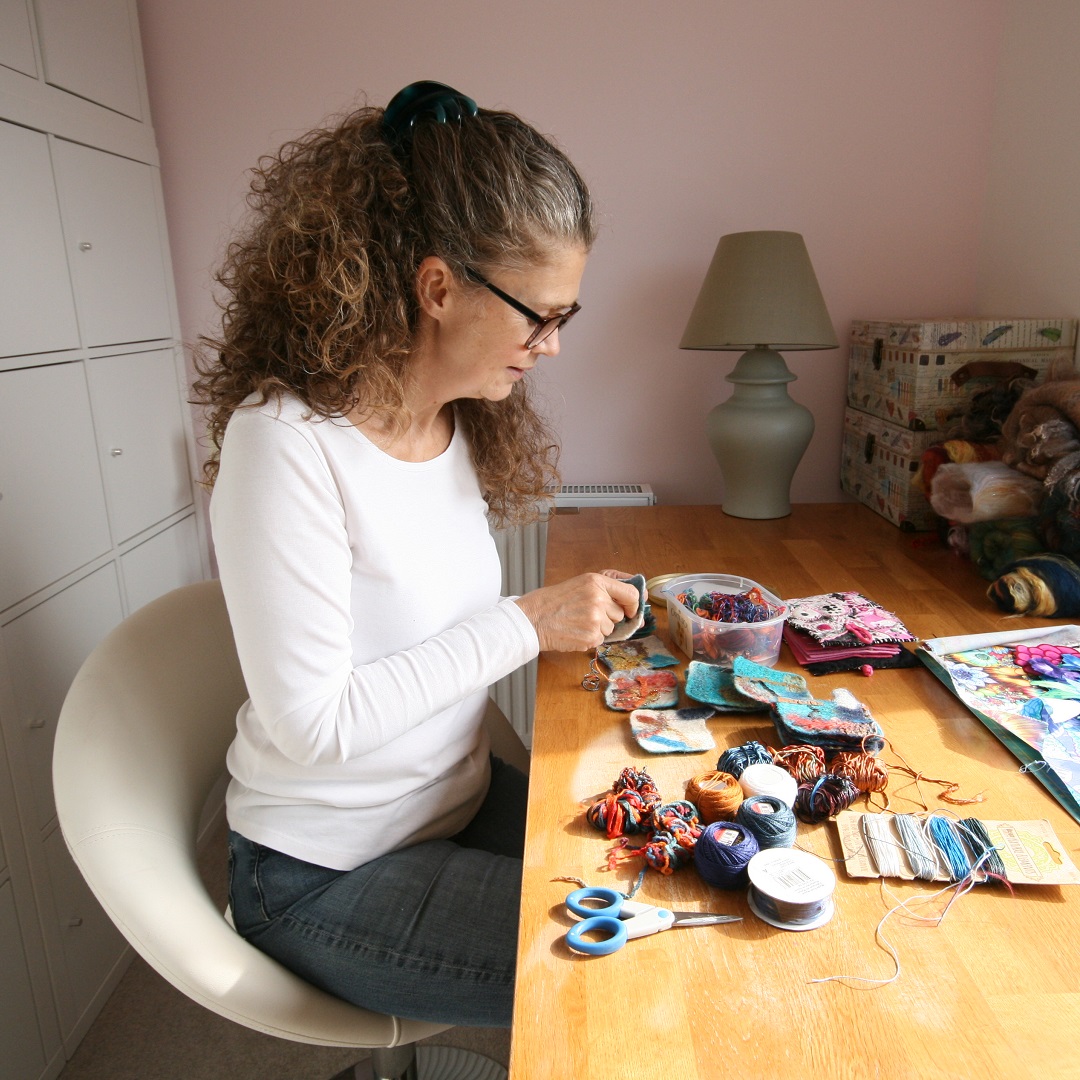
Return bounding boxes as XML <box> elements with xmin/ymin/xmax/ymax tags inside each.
<box><xmin>684</xmin><ymin>661</ymin><xmax>766</xmax><ymax>713</ymax></box>
<box><xmin>784</xmin><ymin>590</ymin><xmax>913</xmax><ymax>648</ymax></box>
<box><xmin>597</xmin><ymin>634</ymin><xmax>680</xmax><ymax>671</ymax></box>
<box><xmin>732</xmin><ymin>656</ymin><xmax>885</xmax><ymax>754</ymax></box>
<box><xmin>629</xmin><ymin>707</ymin><xmax>717</xmax><ymax>754</ymax></box>
<box><xmin>603</xmin><ymin>574</ymin><xmax>647</xmax><ymax>643</ymax></box>
<box><xmin>603</xmin><ymin>667</ymin><xmax>679</xmax><ymax>712</ymax></box>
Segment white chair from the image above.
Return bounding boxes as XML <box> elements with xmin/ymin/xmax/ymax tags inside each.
<box><xmin>53</xmin><ymin>579</ymin><xmax>523</xmax><ymax>1080</ymax></box>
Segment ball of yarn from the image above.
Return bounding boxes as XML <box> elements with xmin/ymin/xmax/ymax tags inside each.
<box><xmin>694</xmin><ymin>821</ymin><xmax>760</xmax><ymax>889</ymax></box>
<box><xmin>793</xmin><ymin>774</ymin><xmax>860</xmax><ymax>823</ymax></box>
<box><xmin>830</xmin><ymin>751</ymin><xmax>888</xmax><ymax>796</ymax></box>
<box><xmin>585</xmin><ymin>766</ymin><xmax>662</xmax><ymax>838</ymax></box>
<box><xmin>738</xmin><ymin>762</ymin><xmax>798</xmax><ymax>808</ymax></box>
<box><xmin>770</xmin><ymin>744</ymin><xmax>826</xmax><ymax>784</ymax></box>
<box><xmin>988</xmin><ymin>553</ymin><xmax>1080</xmax><ymax>617</ymax></box>
<box><xmin>717</xmin><ymin>740</ymin><xmax>773</xmax><ymax>779</ymax></box>
<box><xmin>735</xmin><ymin>795</ymin><xmax>797</xmax><ymax>849</ymax></box>
<box><xmin>685</xmin><ymin>771</ymin><xmax>743</xmax><ymax>824</ymax></box>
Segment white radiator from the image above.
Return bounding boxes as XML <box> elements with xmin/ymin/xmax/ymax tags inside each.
<box><xmin>490</xmin><ymin>484</ymin><xmax>656</xmax><ymax>744</ymax></box>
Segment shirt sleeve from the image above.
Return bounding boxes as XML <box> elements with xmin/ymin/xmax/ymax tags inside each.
<box><xmin>210</xmin><ymin>407</ymin><xmax>540</xmax><ymax>767</ymax></box>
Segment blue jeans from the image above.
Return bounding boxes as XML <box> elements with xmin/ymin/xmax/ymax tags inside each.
<box><xmin>227</xmin><ymin>756</ymin><xmax>527</xmax><ymax>1029</ymax></box>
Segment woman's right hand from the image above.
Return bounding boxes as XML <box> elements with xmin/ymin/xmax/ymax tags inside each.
<box><xmin>514</xmin><ymin>572</ymin><xmax>641</xmax><ymax>652</ymax></box>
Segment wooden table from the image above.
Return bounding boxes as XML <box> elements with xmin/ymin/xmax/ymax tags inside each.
<box><xmin>508</xmin><ymin>504</ymin><xmax>1080</xmax><ymax>1080</ymax></box>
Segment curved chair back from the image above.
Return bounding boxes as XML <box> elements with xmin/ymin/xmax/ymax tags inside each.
<box><xmin>53</xmin><ymin>580</ymin><xmax>445</xmax><ymax>1049</ymax></box>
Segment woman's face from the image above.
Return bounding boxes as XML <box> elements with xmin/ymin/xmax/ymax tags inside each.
<box><xmin>420</xmin><ymin>244</ymin><xmax>588</xmax><ymax>404</ymax></box>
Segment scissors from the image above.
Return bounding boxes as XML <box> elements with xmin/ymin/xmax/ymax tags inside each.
<box><xmin>564</xmin><ymin>886</ymin><xmax>742</xmax><ymax>956</ymax></box>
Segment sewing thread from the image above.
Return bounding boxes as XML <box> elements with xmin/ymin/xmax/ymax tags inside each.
<box><xmin>739</xmin><ymin>762</ymin><xmax>798</xmax><ymax>808</ymax></box>
<box><xmin>717</xmin><ymin>740</ymin><xmax>773</xmax><ymax>779</ymax></box>
<box><xmin>693</xmin><ymin>821</ymin><xmax>760</xmax><ymax>889</ymax></box>
<box><xmin>770</xmin><ymin>744</ymin><xmax>826</xmax><ymax>783</ymax></box>
<box><xmin>685</xmin><ymin>770</ymin><xmax>744</xmax><ymax>823</ymax></box>
<box><xmin>735</xmin><ymin>795</ymin><xmax>797</xmax><ymax>848</ymax></box>
<box><xmin>794</xmin><ymin>773</ymin><xmax>860</xmax><ymax>823</ymax></box>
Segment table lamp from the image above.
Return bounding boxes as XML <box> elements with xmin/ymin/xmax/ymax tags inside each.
<box><xmin>680</xmin><ymin>230</ymin><xmax>837</xmax><ymax>519</ymax></box>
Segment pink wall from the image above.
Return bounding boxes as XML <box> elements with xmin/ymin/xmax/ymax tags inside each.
<box><xmin>137</xmin><ymin>0</ymin><xmax>1004</xmax><ymax>506</ymax></box>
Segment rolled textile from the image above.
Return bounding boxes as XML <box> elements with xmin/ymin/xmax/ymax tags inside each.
<box><xmin>929</xmin><ymin>461</ymin><xmax>1045</xmax><ymax>524</ymax></box>
<box><xmin>914</xmin><ymin>438</ymin><xmax>1000</xmax><ymax>497</ymax></box>
<box><xmin>987</xmin><ymin>552</ymin><xmax>1080</xmax><ymax>616</ymax></box>
<box><xmin>968</xmin><ymin>517</ymin><xmax>1044</xmax><ymax>580</ymax></box>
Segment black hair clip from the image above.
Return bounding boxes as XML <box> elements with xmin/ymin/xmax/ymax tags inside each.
<box><xmin>382</xmin><ymin>80</ymin><xmax>478</xmax><ymax>143</ymax></box>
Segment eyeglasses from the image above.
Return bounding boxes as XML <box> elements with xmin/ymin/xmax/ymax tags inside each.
<box><xmin>464</xmin><ymin>266</ymin><xmax>581</xmax><ymax>349</ymax></box>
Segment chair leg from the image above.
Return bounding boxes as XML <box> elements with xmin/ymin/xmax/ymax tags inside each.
<box><xmin>365</xmin><ymin>1043</ymin><xmax>418</xmax><ymax>1080</ymax></box>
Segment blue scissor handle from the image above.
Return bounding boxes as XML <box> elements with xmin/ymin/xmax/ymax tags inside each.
<box><xmin>565</xmin><ymin>915</ymin><xmax>628</xmax><ymax>956</ymax></box>
<box><xmin>565</xmin><ymin>886</ymin><xmax>624</xmax><ymax>920</ymax></box>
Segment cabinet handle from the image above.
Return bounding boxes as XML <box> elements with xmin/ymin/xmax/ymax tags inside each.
<box><xmin>78</xmin><ymin>242</ymin><xmax>93</xmax><ymax>252</ymax></box>
<box><xmin>110</xmin><ymin>447</ymin><xmax>124</xmax><ymax>457</ymax></box>
<box><xmin>68</xmin><ymin>916</ymin><xmax>84</xmax><ymax>928</ymax></box>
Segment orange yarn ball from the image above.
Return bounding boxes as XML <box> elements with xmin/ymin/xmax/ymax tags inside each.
<box><xmin>770</xmin><ymin>744</ymin><xmax>827</xmax><ymax>784</ymax></box>
<box><xmin>686</xmin><ymin>770</ymin><xmax>744</xmax><ymax>824</ymax></box>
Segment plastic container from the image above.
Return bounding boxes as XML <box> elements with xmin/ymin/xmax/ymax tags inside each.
<box><xmin>664</xmin><ymin>574</ymin><xmax>786</xmax><ymax>668</ymax></box>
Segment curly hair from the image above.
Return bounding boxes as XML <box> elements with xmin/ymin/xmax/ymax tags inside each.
<box><xmin>192</xmin><ymin>100</ymin><xmax>596</xmax><ymax>526</ymax></box>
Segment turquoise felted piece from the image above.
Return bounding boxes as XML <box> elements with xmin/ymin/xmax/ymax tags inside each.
<box><xmin>684</xmin><ymin>661</ymin><xmax>767</xmax><ymax>713</ymax></box>
<box><xmin>732</xmin><ymin>656</ymin><xmax>885</xmax><ymax>754</ymax></box>
<box><xmin>629</xmin><ymin>707</ymin><xmax>717</xmax><ymax>754</ymax></box>
<box><xmin>603</xmin><ymin>574</ymin><xmax>647</xmax><ymax>642</ymax></box>
<box><xmin>597</xmin><ymin>634</ymin><xmax>679</xmax><ymax>672</ymax></box>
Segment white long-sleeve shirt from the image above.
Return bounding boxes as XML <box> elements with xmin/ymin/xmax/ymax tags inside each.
<box><xmin>211</xmin><ymin>393</ymin><xmax>539</xmax><ymax>870</ymax></box>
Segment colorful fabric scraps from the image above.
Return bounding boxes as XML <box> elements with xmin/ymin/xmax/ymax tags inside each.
<box><xmin>597</xmin><ymin>634</ymin><xmax>679</xmax><ymax>672</ymax></box>
<box><xmin>629</xmin><ymin>707</ymin><xmax>716</xmax><ymax>754</ymax></box>
<box><xmin>684</xmin><ymin>661</ymin><xmax>766</xmax><ymax>712</ymax></box>
<box><xmin>784</xmin><ymin>590</ymin><xmax>913</xmax><ymax>648</ymax></box>
<box><xmin>603</xmin><ymin>669</ymin><xmax>679</xmax><ymax>712</ymax></box>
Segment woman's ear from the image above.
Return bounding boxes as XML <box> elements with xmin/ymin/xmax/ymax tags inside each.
<box><xmin>415</xmin><ymin>256</ymin><xmax>454</xmax><ymax>321</ymax></box>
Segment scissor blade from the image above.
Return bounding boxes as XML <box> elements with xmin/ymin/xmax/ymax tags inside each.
<box><xmin>669</xmin><ymin>912</ymin><xmax>743</xmax><ymax>926</ymax></box>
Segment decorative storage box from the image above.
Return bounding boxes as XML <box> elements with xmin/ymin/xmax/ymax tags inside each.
<box><xmin>848</xmin><ymin>317</ymin><xmax>1077</xmax><ymax>432</ymax></box>
<box><xmin>840</xmin><ymin>407</ymin><xmax>937</xmax><ymax>531</ymax></box>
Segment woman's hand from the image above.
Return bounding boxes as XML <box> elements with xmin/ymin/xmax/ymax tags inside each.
<box><xmin>514</xmin><ymin>570</ymin><xmax>643</xmax><ymax>652</ymax></box>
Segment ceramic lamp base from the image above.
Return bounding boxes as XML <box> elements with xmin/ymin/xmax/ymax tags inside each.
<box><xmin>707</xmin><ymin>347</ymin><xmax>814</xmax><ymax>519</ymax></box>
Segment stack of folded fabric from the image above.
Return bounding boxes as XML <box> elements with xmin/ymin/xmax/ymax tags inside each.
<box><xmin>782</xmin><ymin>590</ymin><xmax>916</xmax><ymax>674</ymax></box>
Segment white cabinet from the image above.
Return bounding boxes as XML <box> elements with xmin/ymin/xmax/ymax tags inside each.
<box><xmin>0</xmin><ymin>0</ymin><xmax>36</xmax><ymax>78</ymax></box>
<box><xmin>0</xmin><ymin>3</ymin><xmax>209</xmax><ymax>1075</ymax></box>
<box><xmin>34</xmin><ymin>0</ymin><xmax>142</xmax><ymax>120</ymax></box>
<box><xmin>0</xmin><ymin>121</ymin><xmax>80</xmax><ymax>359</ymax></box>
<box><xmin>121</xmin><ymin>513</ymin><xmax>203</xmax><ymax>613</ymax></box>
<box><xmin>87</xmin><ymin>350</ymin><xmax>194</xmax><ymax>542</ymax></box>
<box><xmin>0</xmin><ymin>363</ymin><xmax>112</xmax><ymax>611</ymax></box>
<box><xmin>0</xmin><ymin>880</ymin><xmax>48</xmax><ymax>1080</ymax></box>
<box><xmin>1</xmin><ymin>565</ymin><xmax>125</xmax><ymax>835</ymax></box>
<box><xmin>53</xmin><ymin>140</ymin><xmax>173</xmax><ymax>348</ymax></box>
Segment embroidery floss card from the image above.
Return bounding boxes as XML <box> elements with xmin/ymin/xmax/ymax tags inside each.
<box><xmin>629</xmin><ymin>707</ymin><xmax>717</xmax><ymax>754</ymax></box>
<box><xmin>603</xmin><ymin>668</ymin><xmax>679</xmax><ymax>712</ymax></box>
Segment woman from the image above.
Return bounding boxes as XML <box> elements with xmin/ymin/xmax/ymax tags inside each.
<box><xmin>194</xmin><ymin>81</ymin><xmax>640</xmax><ymax>1029</ymax></box>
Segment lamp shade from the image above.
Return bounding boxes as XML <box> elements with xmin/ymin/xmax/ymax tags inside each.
<box><xmin>680</xmin><ymin>231</ymin><xmax>837</xmax><ymax>352</ymax></box>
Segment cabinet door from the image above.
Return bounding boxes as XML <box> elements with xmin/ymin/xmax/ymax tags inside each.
<box><xmin>0</xmin><ymin>0</ymin><xmax>36</xmax><ymax>77</ymax></box>
<box><xmin>52</xmin><ymin>140</ymin><xmax>171</xmax><ymax>348</ymax></box>
<box><xmin>34</xmin><ymin>0</ymin><xmax>141</xmax><ymax>120</ymax></box>
<box><xmin>0</xmin><ymin>564</ymin><xmax>124</xmax><ymax>834</ymax></box>
<box><xmin>86</xmin><ymin>350</ymin><xmax>194</xmax><ymax>543</ymax></box>
<box><xmin>0</xmin><ymin>879</ymin><xmax>49</xmax><ymax>1080</ymax></box>
<box><xmin>120</xmin><ymin>514</ymin><xmax>202</xmax><ymax>613</ymax></box>
<box><xmin>43</xmin><ymin>825</ymin><xmax>127</xmax><ymax>1043</ymax></box>
<box><xmin>0</xmin><ymin>121</ymin><xmax>80</xmax><ymax>359</ymax></box>
<box><xmin>0</xmin><ymin>362</ymin><xmax>112</xmax><ymax>611</ymax></box>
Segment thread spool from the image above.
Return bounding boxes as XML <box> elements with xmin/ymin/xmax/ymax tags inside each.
<box><xmin>717</xmin><ymin>740</ymin><xmax>773</xmax><ymax>779</ymax></box>
<box><xmin>685</xmin><ymin>771</ymin><xmax>744</xmax><ymax>823</ymax></box>
<box><xmin>793</xmin><ymin>773</ymin><xmax>860</xmax><ymax>823</ymax></box>
<box><xmin>738</xmin><ymin>762</ymin><xmax>798</xmax><ymax>808</ymax></box>
<box><xmin>735</xmin><ymin>795</ymin><xmax>797</xmax><ymax>849</ymax></box>
<box><xmin>693</xmin><ymin>822</ymin><xmax>760</xmax><ymax>889</ymax></box>
<box><xmin>746</xmin><ymin>848</ymin><xmax>836</xmax><ymax>931</ymax></box>
<box><xmin>770</xmin><ymin>744</ymin><xmax>826</xmax><ymax>784</ymax></box>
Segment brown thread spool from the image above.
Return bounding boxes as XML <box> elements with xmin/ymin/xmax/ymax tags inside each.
<box><xmin>831</xmin><ymin>751</ymin><xmax>890</xmax><ymax>809</ymax></box>
<box><xmin>770</xmin><ymin>744</ymin><xmax>826</xmax><ymax>784</ymax></box>
<box><xmin>686</xmin><ymin>770</ymin><xmax>744</xmax><ymax>824</ymax></box>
